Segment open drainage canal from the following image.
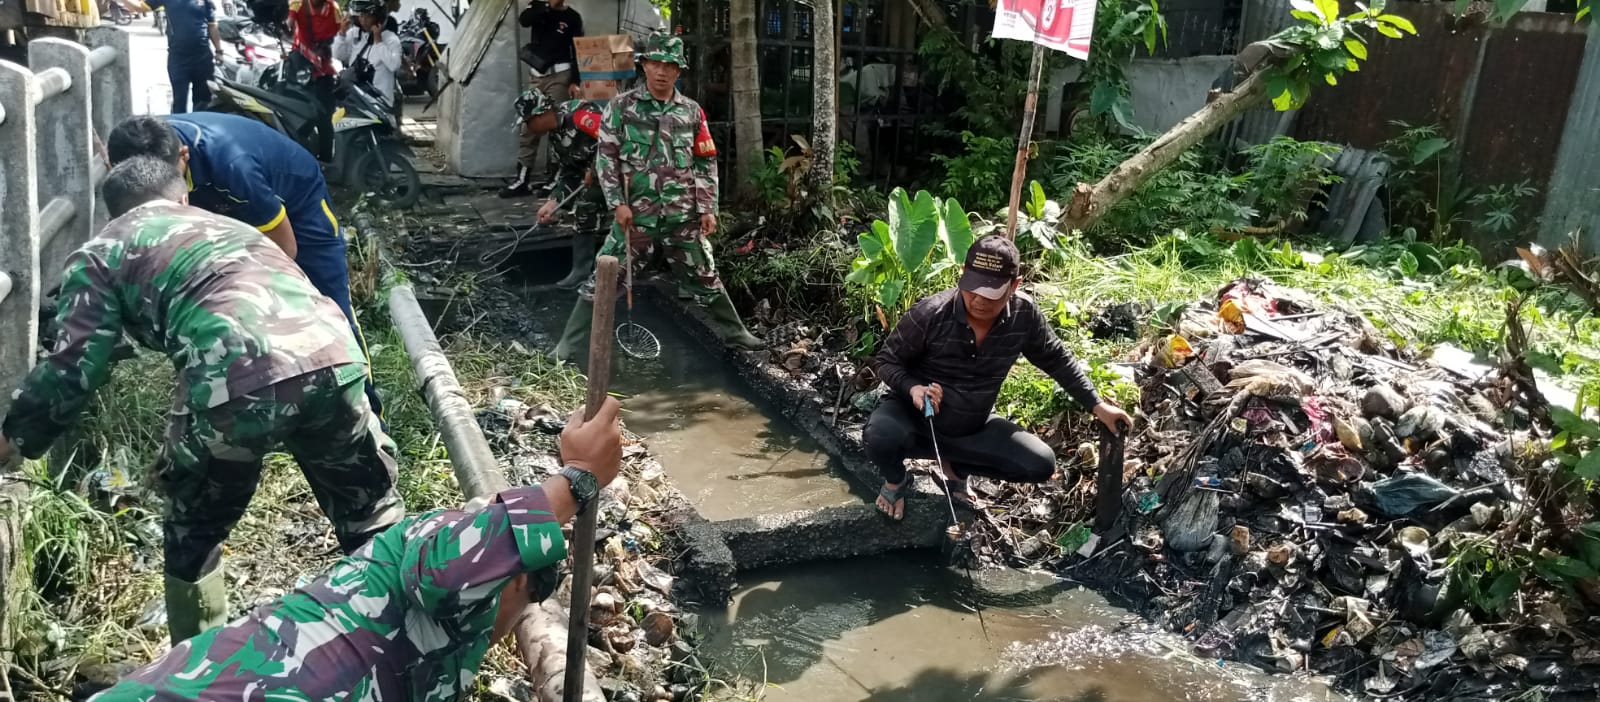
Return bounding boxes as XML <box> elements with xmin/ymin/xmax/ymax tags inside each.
<box><xmin>504</xmin><ymin>255</ymin><xmax>860</xmax><ymax>521</ymax></box>
<box><xmin>698</xmin><ymin>552</ymin><xmax>1340</xmax><ymax>702</ymax></box>
<box><xmin>497</xmin><ymin>253</ymin><xmax>1342</xmax><ymax>701</ymax></box>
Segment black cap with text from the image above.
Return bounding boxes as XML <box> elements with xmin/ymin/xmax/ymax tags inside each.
<box><xmin>959</xmin><ymin>234</ymin><xmax>1020</xmax><ymax>300</ymax></box>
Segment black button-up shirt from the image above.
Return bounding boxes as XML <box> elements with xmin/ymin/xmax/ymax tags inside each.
<box><xmin>873</xmin><ymin>288</ymin><xmax>1101</xmax><ymax>436</ymax></box>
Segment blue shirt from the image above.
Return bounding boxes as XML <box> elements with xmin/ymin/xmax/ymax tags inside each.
<box><xmin>166</xmin><ymin>112</ymin><xmax>341</xmax><ymax>249</ymax></box>
<box><xmin>149</xmin><ymin>0</ymin><xmax>214</xmax><ymax>57</ymax></box>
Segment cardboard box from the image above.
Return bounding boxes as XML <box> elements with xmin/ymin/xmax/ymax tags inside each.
<box><xmin>574</xmin><ymin>34</ymin><xmax>635</xmax><ymax>82</ymax></box>
<box><xmin>580</xmin><ymin>79</ymin><xmax>619</xmax><ymax>101</ymax></box>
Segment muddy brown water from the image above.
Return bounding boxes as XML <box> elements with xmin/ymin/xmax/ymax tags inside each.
<box><xmin>698</xmin><ymin>553</ymin><xmax>1342</xmax><ymax>702</ymax></box>
<box><xmin>504</xmin><ymin>267</ymin><xmax>860</xmax><ymax>522</ymax></box>
<box><xmin>499</xmin><ymin>259</ymin><xmax>1341</xmax><ymax>701</ymax></box>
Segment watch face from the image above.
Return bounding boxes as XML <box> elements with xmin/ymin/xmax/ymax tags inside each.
<box><xmin>566</xmin><ymin>466</ymin><xmax>599</xmax><ymax>499</ymax></box>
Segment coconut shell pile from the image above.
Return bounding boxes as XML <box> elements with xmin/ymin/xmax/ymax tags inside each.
<box><xmin>1058</xmin><ymin>279</ymin><xmax>1600</xmax><ymax>700</ymax></box>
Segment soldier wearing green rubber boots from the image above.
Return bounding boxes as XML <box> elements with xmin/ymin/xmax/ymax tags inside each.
<box><xmin>553</xmin><ymin>32</ymin><xmax>763</xmax><ymax>360</ymax></box>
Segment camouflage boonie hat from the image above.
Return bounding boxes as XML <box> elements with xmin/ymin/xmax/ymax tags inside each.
<box><xmin>641</xmin><ymin>32</ymin><xmax>687</xmax><ymax>68</ymax></box>
<box><xmin>515</xmin><ymin>88</ymin><xmax>555</xmax><ymax>119</ymax></box>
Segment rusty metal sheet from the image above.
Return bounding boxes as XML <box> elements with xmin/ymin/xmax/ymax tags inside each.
<box><xmin>1460</xmin><ymin>12</ymin><xmax>1587</xmax><ymax>238</ymax></box>
<box><xmin>1541</xmin><ymin>31</ymin><xmax>1600</xmax><ymax>252</ymax></box>
<box><xmin>1293</xmin><ymin>5</ymin><xmax>1486</xmax><ymax>149</ymax></box>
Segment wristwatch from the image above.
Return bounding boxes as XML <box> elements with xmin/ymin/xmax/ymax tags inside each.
<box><xmin>560</xmin><ymin>465</ymin><xmax>600</xmax><ymax>515</ymax></box>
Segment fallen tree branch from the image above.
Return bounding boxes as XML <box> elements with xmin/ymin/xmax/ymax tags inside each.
<box><xmin>1056</xmin><ymin>65</ymin><xmax>1273</xmax><ymax>235</ymax></box>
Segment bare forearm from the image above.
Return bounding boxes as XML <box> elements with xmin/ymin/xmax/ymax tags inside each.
<box><xmin>263</xmin><ymin>219</ymin><xmax>298</xmax><ymax>259</ymax></box>
<box><xmin>540</xmin><ymin>476</ymin><xmax>576</xmax><ymax>524</ymax></box>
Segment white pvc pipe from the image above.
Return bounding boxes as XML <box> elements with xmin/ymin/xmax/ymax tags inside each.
<box><xmin>0</xmin><ymin>271</ymin><xmax>11</xmax><ymax>305</ymax></box>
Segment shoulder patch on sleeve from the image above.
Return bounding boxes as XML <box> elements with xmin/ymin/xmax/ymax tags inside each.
<box><xmin>693</xmin><ymin>108</ymin><xmax>717</xmax><ymax>158</ymax></box>
<box><xmin>573</xmin><ymin>108</ymin><xmax>603</xmax><ymax>138</ymax></box>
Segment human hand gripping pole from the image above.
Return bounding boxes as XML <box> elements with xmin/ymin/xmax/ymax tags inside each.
<box><xmin>563</xmin><ymin>255</ymin><xmax>620</xmax><ymax>702</ymax></box>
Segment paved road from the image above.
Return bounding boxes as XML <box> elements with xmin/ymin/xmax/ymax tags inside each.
<box><xmin>120</xmin><ymin>21</ymin><xmax>171</xmax><ymax>115</ymax></box>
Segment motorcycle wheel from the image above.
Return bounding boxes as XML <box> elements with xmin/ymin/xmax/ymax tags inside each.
<box><xmin>353</xmin><ymin>142</ymin><xmax>421</xmax><ymax>209</ymax></box>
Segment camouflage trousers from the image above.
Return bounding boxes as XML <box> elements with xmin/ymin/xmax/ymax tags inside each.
<box><xmin>578</xmin><ymin>211</ymin><xmax>723</xmax><ymax>304</ymax></box>
<box><xmin>158</xmin><ymin>364</ymin><xmax>406</xmax><ymax>581</ymax></box>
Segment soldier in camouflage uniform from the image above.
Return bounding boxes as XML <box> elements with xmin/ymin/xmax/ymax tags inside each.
<box><xmin>90</xmin><ymin>397</ymin><xmax>624</xmax><ymax>702</ymax></box>
<box><xmin>516</xmin><ymin>85</ymin><xmax>610</xmax><ymax>289</ymax></box>
<box><xmin>0</xmin><ymin>158</ymin><xmax>405</xmax><ymax>645</ymax></box>
<box><xmin>552</xmin><ymin>32</ymin><xmax>764</xmax><ymax>361</ymax></box>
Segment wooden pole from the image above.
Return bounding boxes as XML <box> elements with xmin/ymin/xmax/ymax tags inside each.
<box><xmin>1003</xmin><ymin>43</ymin><xmax>1047</xmax><ymax>240</ymax></box>
<box><xmin>562</xmin><ymin>255</ymin><xmax>620</xmax><ymax>702</ymax></box>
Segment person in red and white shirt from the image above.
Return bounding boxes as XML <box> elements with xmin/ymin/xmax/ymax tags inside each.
<box><xmin>288</xmin><ymin>0</ymin><xmax>343</xmax><ymax>161</ymax></box>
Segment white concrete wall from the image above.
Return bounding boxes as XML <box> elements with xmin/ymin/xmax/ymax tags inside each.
<box><xmin>1045</xmin><ymin>55</ymin><xmax>1235</xmax><ymax>134</ymax></box>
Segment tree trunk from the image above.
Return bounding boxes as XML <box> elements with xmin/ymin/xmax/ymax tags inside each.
<box><xmin>1057</xmin><ymin>68</ymin><xmax>1272</xmax><ymax>234</ymax></box>
<box><xmin>730</xmin><ymin>0</ymin><xmax>763</xmax><ymax>200</ymax></box>
<box><xmin>808</xmin><ymin>0</ymin><xmax>837</xmax><ymax>205</ymax></box>
<box><xmin>902</xmin><ymin>0</ymin><xmax>950</xmax><ymax>30</ymax></box>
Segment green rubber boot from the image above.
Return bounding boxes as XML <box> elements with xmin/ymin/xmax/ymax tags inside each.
<box><xmin>706</xmin><ymin>293</ymin><xmax>765</xmax><ymax>350</ymax></box>
<box><xmin>556</xmin><ymin>233</ymin><xmax>596</xmax><ymax>290</ymax></box>
<box><xmin>165</xmin><ymin>566</ymin><xmax>229</xmax><ymax>645</ymax></box>
<box><xmin>553</xmin><ymin>298</ymin><xmax>595</xmax><ymax>362</ymax></box>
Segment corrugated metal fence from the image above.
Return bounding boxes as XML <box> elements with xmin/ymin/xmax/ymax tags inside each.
<box><xmin>1242</xmin><ymin>0</ymin><xmax>1594</xmax><ymax>253</ymax></box>
<box><xmin>0</xmin><ymin>30</ymin><xmax>132</xmax><ymax>405</ymax></box>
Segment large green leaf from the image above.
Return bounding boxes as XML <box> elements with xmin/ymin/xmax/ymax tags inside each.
<box><xmin>1551</xmin><ymin>407</ymin><xmax>1600</xmax><ymax>439</ymax></box>
<box><xmin>1314</xmin><ymin>0</ymin><xmax>1341</xmax><ymax>22</ymax></box>
<box><xmin>891</xmin><ymin>190</ymin><xmax>941</xmax><ymax>275</ymax></box>
<box><xmin>859</xmin><ymin>226</ymin><xmax>886</xmax><ymax>259</ymax></box>
<box><xmin>879</xmin><ymin>278</ymin><xmax>906</xmax><ymax>309</ymax></box>
<box><xmin>1344</xmin><ymin>37</ymin><xmax>1368</xmax><ymax>59</ymax></box>
<box><xmin>1577</xmin><ymin>450</ymin><xmax>1600</xmax><ymax>480</ymax></box>
<box><xmin>1376</xmin><ymin>13</ymin><xmax>1416</xmax><ymax>33</ymax></box>
<box><xmin>939</xmin><ymin>197</ymin><xmax>976</xmax><ymax>265</ymax></box>
<box><xmin>1028</xmin><ymin>181</ymin><xmax>1048</xmax><ymax>219</ymax></box>
<box><xmin>846</xmin><ymin>259</ymin><xmax>880</xmax><ymax>285</ymax></box>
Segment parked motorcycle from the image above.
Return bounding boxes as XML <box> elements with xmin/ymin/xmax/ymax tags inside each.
<box><xmin>209</xmin><ymin>56</ymin><xmax>421</xmax><ymax>208</ymax></box>
<box><xmin>102</xmin><ymin>0</ymin><xmax>134</xmax><ymax>25</ymax></box>
<box><xmin>215</xmin><ymin>16</ymin><xmax>283</xmax><ymax>86</ymax></box>
<box><xmin>397</xmin><ymin>8</ymin><xmax>443</xmax><ymax>97</ymax></box>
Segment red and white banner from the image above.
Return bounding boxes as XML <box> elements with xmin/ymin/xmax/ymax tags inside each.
<box><xmin>991</xmin><ymin>0</ymin><xmax>1097</xmax><ymax>60</ymax></box>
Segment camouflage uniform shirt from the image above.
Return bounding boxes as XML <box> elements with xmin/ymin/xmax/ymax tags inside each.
<box><xmin>549</xmin><ymin>98</ymin><xmax>609</xmax><ymax>233</ymax></box>
<box><xmin>595</xmin><ymin>86</ymin><xmax>718</xmax><ymax>217</ymax></box>
<box><xmin>92</xmin><ymin>485</ymin><xmax>570</xmax><ymax>701</ymax></box>
<box><xmin>2</xmin><ymin>202</ymin><xmax>361</xmax><ymax>459</ymax></box>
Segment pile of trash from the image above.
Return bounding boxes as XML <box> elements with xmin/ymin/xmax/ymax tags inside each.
<box><xmin>1052</xmin><ymin>279</ymin><xmax>1600</xmax><ymax>700</ymax></box>
<box><xmin>475</xmin><ymin>388</ymin><xmax>713</xmax><ymax>702</ymax></box>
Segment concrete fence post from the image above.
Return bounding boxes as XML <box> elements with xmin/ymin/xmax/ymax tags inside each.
<box><xmin>29</xmin><ymin>39</ymin><xmax>96</xmax><ymax>292</ymax></box>
<box><xmin>84</xmin><ymin>28</ymin><xmax>130</xmax><ymax>232</ymax></box>
<box><xmin>0</xmin><ymin>60</ymin><xmax>42</xmax><ymax>415</ymax></box>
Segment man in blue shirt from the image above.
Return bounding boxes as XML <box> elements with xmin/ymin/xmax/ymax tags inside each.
<box><xmin>107</xmin><ymin>113</ymin><xmax>384</xmax><ymax>422</ymax></box>
<box><xmin>140</xmin><ymin>0</ymin><xmax>224</xmax><ymax>113</ymax></box>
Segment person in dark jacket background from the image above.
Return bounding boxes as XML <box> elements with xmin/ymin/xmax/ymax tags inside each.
<box><xmin>504</xmin><ymin>0</ymin><xmax>583</xmax><ymax>197</ymax></box>
<box><xmin>866</xmin><ymin>235</ymin><xmax>1133</xmax><ymax>520</ymax></box>
<box><xmin>139</xmin><ymin>0</ymin><xmax>223</xmax><ymax>114</ymax></box>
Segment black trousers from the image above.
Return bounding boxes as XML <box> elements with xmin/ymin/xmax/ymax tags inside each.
<box><xmin>310</xmin><ymin>74</ymin><xmax>335</xmax><ymax>161</ymax></box>
<box><xmin>168</xmin><ymin>56</ymin><xmax>214</xmax><ymax>114</ymax></box>
<box><xmin>863</xmin><ymin>398</ymin><xmax>1056</xmax><ymax>486</ymax></box>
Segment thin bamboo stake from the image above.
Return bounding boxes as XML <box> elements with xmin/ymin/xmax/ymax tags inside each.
<box><xmin>1003</xmin><ymin>43</ymin><xmax>1047</xmax><ymax>240</ymax></box>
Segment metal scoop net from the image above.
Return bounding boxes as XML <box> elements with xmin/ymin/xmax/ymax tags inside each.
<box><xmin>616</xmin><ymin>239</ymin><xmax>660</xmax><ymax>359</ymax></box>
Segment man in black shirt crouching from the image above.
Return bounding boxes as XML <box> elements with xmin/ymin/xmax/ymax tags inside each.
<box><xmin>867</xmin><ymin>234</ymin><xmax>1133</xmax><ymax>520</ymax></box>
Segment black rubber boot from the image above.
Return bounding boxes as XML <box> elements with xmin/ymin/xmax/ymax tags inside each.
<box><xmin>556</xmin><ymin>233</ymin><xmax>596</xmax><ymax>290</ymax></box>
<box><xmin>553</xmin><ymin>297</ymin><xmax>595</xmax><ymax>362</ymax></box>
<box><xmin>499</xmin><ymin>166</ymin><xmax>533</xmax><ymax>198</ymax></box>
<box><xmin>705</xmin><ymin>292</ymin><xmax>765</xmax><ymax>350</ymax></box>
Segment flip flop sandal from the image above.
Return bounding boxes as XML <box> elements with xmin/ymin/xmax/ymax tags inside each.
<box><xmin>932</xmin><ymin>473</ymin><xmax>983</xmax><ymax>510</ymax></box>
<box><xmin>876</xmin><ymin>480</ymin><xmax>909</xmax><ymax>522</ymax></box>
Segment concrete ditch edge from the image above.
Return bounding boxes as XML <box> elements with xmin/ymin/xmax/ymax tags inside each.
<box><xmin>639</xmin><ymin>284</ymin><xmax>954</xmax><ymax>566</ymax></box>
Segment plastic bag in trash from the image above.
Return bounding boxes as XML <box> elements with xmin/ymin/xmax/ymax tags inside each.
<box><xmin>1370</xmin><ymin>474</ymin><xmax>1460</xmax><ymax>515</ymax></box>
